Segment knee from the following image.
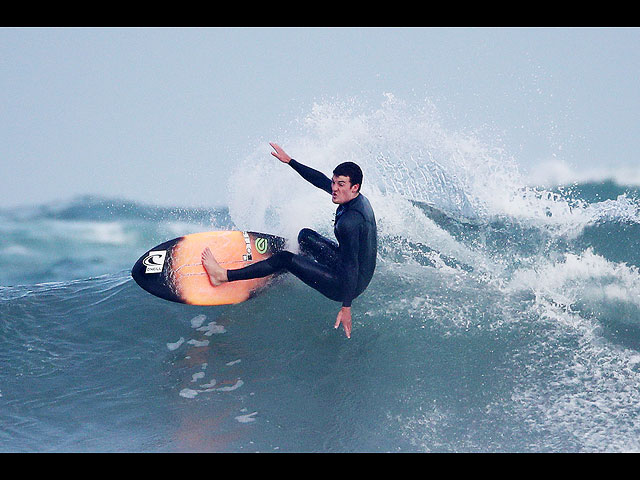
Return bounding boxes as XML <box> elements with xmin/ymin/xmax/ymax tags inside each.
<box><xmin>298</xmin><ymin>228</ymin><xmax>315</xmax><ymax>244</ymax></box>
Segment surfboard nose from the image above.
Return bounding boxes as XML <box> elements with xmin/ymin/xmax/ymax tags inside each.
<box><xmin>132</xmin><ymin>231</ymin><xmax>286</xmax><ymax>305</ymax></box>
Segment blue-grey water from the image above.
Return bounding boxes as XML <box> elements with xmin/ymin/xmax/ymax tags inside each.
<box><xmin>2</xmin><ymin>99</ymin><xmax>640</xmax><ymax>452</ymax></box>
<box><xmin>1</xmin><ymin>179</ymin><xmax>639</xmax><ymax>452</ymax></box>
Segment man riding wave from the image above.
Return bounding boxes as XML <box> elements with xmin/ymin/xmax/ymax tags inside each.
<box><xmin>202</xmin><ymin>143</ymin><xmax>377</xmax><ymax>338</ymax></box>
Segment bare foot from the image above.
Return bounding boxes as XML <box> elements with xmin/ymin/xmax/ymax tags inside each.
<box><xmin>201</xmin><ymin>247</ymin><xmax>228</xmax><ymax>286</ymax></box>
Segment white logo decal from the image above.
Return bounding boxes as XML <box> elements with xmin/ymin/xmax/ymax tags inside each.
<box><xmin>242</xmin><ymin>231</ymin><xmax>252</xmax><ymax>261</ymax></box>
<box><xmin>143</xmin><ymin>250</ymin><xmax>167</xmax><ymax>274</ymax></box>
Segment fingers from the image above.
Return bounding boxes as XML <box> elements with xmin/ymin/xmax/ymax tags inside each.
<box><xmin>269</xmin><ymin>142</ymin><xmax>291</xmax><ymax>163</ymax></box>
<box><xmin>340</xmin><ymin>319</ymin><xmax>350</xmax><ymax>338</ymax></box>
<box><xmin>343</xmin><ymin>315</ymin><xmax>351</xmax><ymax>338</ymax></box>
<box><xmin>270</xmin><ymin>142</ymin><xmax>281</xmax><ymax>160</ymax></box>
<box><xmin>334</xmin><ymin>313</ymin><xmax>351</xmax><ymax>339</ymax></box>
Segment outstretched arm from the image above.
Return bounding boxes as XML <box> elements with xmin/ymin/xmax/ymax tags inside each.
<box><xmin>270</xmin><ymin>142</ymin><xmax>332</xmax><ymax>194</ymax></box>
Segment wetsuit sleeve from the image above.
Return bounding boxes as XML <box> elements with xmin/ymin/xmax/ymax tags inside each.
<box><xmin>289</xmin><ymin>159</ymin><xmax>332</xmax><ymax>194</ymax></box>
<box><xmin>336</xmin><ymin>211</ymin><xmax>362</xmax><ymax>308</ymax></box>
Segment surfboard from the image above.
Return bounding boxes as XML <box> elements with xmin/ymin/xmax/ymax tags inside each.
<box><xmin>131</xmin><ymin>231</ymin><xmax>286</xmax><ymax>305</ymax></box>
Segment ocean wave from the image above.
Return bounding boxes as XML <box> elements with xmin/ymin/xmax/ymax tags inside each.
<box><xmin>526</xmin><ymin>160</ymin><xmax>640</xmax><ymax>189</ymax></box>
<box><xmin>2</xmin><ymin>95</ymin><xmax>640</xmax><ymax>451</ymax></box>
<box><xmin>0</xmin><ymin>194</ymin><xmax>234</xmax><ymax>225</ymax></box>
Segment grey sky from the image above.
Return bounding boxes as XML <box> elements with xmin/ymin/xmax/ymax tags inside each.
<box><xmin>1</xmin><ymin>27</ymin><xmax>639</xmax><ymax>208</ymax></box>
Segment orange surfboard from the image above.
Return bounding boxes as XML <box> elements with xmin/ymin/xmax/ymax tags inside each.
<box><xmin>132</xmin><ymin>231</ymin><xmax>286</xmax><ymax>305</ymax></box>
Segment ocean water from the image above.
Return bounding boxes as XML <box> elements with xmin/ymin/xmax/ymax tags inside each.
<box><xmin>2</xmin><ymin>97</ymin><xmax>640</xmax><ymax>452</ymax></box>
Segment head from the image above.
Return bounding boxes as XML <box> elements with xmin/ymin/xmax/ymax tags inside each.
<box><xmin>331</xmin><ymin>162</ymin><xmax>363</xmax><ymax>205</ymax></box>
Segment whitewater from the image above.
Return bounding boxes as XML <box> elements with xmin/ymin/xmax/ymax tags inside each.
<box><xmin>1</xmin><ymin>96</ymin><xmax>640</xmax><ymax>452</ymax></box>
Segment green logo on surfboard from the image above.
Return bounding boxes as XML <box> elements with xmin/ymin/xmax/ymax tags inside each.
<box><xmin>255</xmin><ymin>237</ymin><xmax>268</xmax><ymax>254</ymax></box>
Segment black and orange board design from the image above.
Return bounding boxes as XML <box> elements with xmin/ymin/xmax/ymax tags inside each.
<box><xmin>132</xmin><ymin>231</ymin><xmax>286</xmax><ymax>305</ymax></box>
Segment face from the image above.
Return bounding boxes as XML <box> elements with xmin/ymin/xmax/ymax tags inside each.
<box><xmin>331</xmin><ymin>175</ymin><xmax>360</xmax><ymax>204</ymax></box>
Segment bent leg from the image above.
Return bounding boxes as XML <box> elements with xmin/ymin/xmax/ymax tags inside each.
<box><xmin>286</xmin><ymin>254</ymin><xmax>342</xmax><ymax>302</ymax></box>
<box><xmin>226</xmin><ymin>250</ymin><xmax>342</xmax><ymax>302</ymax></box>
<box><xmin>297</xmin><ymin>228</ymin><xmax>339</xmax><ymax>267</ymax></box>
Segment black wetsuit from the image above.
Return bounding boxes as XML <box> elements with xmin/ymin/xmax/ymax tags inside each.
<box><xmin>227</xmin><ymin>158</ymin><xmax>377</xmax><ymax>307</ymax></box>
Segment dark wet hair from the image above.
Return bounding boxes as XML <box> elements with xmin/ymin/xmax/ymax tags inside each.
<box><xmin>333</xmin><ymin>162</ymin><xmax>363</xmax><ymax>192</ymax></box>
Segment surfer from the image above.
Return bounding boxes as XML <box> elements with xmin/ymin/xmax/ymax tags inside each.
<box><xmin>202</xmin><ymin>143</ymin><xmax>377</xmax><ymax>338</ymax></box>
